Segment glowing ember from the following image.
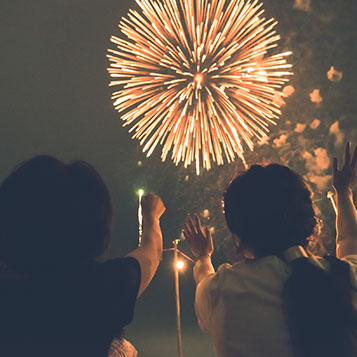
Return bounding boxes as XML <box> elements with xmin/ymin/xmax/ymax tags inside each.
<box><xmin>107</xmin><ymin>0</ymin><xmax>293</xmax><ymax>174</ymax></box>
<box><xmin>176</xmin><ymin>260</ymin><xmax>185</xmax><ymax>270</ymax></box>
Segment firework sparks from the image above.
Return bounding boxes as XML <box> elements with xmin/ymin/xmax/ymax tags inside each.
<box><xmin>107</xmin><ymin>0</ymin><xmax>293</xmax><ymax>174</ymax></box>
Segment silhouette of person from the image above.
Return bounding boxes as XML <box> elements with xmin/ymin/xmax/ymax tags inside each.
<box><xmin>0</xmin><ymin>155</ymin><xmax>165</xmax><ymax>357</ymax></box>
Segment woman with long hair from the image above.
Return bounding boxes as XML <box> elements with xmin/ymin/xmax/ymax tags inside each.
<box><xmin>183</xmin><ymin>142</ymin><xmax>357</xmax><ymax>357</ymax></box>
<box><xmin>0</xmin><ymin>156</ymin><xmax>165</xmax><ymax>357</ymax></box>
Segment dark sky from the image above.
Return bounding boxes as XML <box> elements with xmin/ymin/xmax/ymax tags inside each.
<box><xmin>1</xmin><ymin>0</ymin><xmax>356</xmax><ymax>356</ymax></box>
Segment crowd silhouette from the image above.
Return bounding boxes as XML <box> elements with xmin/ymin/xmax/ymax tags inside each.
<box><xmin>0</xmin><ymin>143</ymin><xmax>356</xmax><ymax>356</ymax></box>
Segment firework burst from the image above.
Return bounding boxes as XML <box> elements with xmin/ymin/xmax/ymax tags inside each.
<box><xmin>107</xmin><ymin>0</ymin><xmax>293</xmax><ymax>174</ymax></box>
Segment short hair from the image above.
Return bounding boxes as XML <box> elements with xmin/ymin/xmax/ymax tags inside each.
<box><xmin>223</xmin><ymin>164</ymin><xmax>317</xmax><ymax>257</ymax></box>
<box><xmin>0</xmin><ymin>156</ymin><xmax>112</xmax><ymax>272</ymax></box>
<box><xmin>223</xmin><ymin>164</ymin><xmax>357</xmax><ymax>356</ymax></box>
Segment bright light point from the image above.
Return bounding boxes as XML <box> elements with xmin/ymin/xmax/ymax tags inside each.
<box><xmin>137</xmin><ymin>189</ymin><xmax>144</xmax><ymax>197</ymax></box>
<box><xmin>176</xmin><ymin>260</ymin><xmax>185</xmax><ymax>270</ymax></box>
<box><xmin>327</xmin><ymin>191</ymin><xmax>334</xmax><ymax>199</ymax></box>
<box><xmin>194</xmin><ymin>73</ymin><xmax>204</xmax><ymax>85</ymax></box>
<box><xmin>202</xmin><ymin>209</ymin><xmax>210</xmax><ymax>218</ymax></box>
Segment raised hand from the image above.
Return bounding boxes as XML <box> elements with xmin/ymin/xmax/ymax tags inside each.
<box><xmin>332</xmin><ymin>142</ymin><xmax>357</xmax><ymax>193</ymax></box>
<box><xmin>141</xmin><ymin>192</ymin><xmax>166</xmax><ymax>220</ymax></box>
<box><xmin>128</xmin><ymin>192</ymin><xmax>165</xmax><ymax>296</ymax></box>
<box><xmin>183</xmin><ymin>214</ymin><xmax>214</xmax><ymax>259</ymax></box>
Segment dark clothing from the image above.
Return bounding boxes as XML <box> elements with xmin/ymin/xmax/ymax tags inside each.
<box><xmin>0</xmin><ymin>257</ymin><xmax>141</xmax><ymax>357</ymax></box>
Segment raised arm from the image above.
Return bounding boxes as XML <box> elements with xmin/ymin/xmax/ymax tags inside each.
<box><xmin>332</xmin><ymin>142</ymin><xmax>357</xmax><ymax>259</ymax></box>
<box><xmin>183</xmin><ymin>214</ymin><xmax>215</xmax><ymax>285</ymax></box>
<box><xmin>127</xmin><ymin>193</ymin><xmax>165</xmax><ymax>297</ymax></box>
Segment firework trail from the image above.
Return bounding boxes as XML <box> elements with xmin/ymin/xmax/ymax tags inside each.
<box><xmin>107</xmin><ymin>0</ymin><xmax>293</xmax><ymax>174</ymax></box>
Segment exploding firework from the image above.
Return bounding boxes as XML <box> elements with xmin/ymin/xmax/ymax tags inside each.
<box><xmin>107</xmin><ymin>0</ymin><xmax>293</xmax><ymax>174</ymax></box>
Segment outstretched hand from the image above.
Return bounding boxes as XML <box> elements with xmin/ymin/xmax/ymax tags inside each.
<box><xmin>332</xmin><ymin>142</ymin><xmax>357</xmax><ymax>193</ymax></box>
<box><xmin>183</xmin><ymin>214</ymin><xmax>214</xmax><ymax>259</ymax></box>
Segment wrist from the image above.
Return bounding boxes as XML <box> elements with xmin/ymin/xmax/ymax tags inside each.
<box><xmin>143</xmin><ymin>214</ymin><xmax>160</xmax><ymax>224</ymax></box>
<box><xmin>196</xmin><ymin>253</ymin><xmax>212</xmax><ymax>261</ymax></box>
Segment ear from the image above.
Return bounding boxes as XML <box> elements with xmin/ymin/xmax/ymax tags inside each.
<box><xmin>232</xmin><ymin>233</ymin><xmax>240</xmax><ymax>246</ymax></box>
<box><xmin>243</xmin><ymin>250</ymin><xmax>255</xmax><ymax>260</ymax></box>
<box><xmin>232</xmin><ymin>233</ymin><xmax>256</xmax><ymax>259</ymax></box>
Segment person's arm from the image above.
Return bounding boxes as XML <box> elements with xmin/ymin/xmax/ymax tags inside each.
<box><xmin>183</xmin><ymin>214</ymin><xmax>215</xmax><ymax>285</ymax></box>
<box><xmin>332</xmin><ymin>142</ymin><xmax>357</xmax><ymax>259</ymax></box>
<box><xmin>193</xmin><ymin>255</ymin><xmax>215</xmax><ymax>285</ymax></box>
<box><xmin>127</xmin><ymin>193</ymin><xmax>165</xmax><ymax>297</ymax></box>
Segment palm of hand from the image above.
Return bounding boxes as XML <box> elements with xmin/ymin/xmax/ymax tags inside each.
<box><xmin>333</xmin><ymin>143</ymin><xmax>357</xmax><ymax>192</ymax></box>
<box><xmin>183</xmin><ymin>214</ymin><xmax>214</xmax><ymax>259</ymax></box>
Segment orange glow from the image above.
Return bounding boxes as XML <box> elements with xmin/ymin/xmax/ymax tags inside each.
<box><xmin>176</xmin><ymin>260</ymin><xmax>185</xmax><ymax>270</ymax></box>
<box><xmin>107</xmin><ymin>0</ymin><xmax>293</xmax><ymax>174</ymax></box>
<box><xmin>194</xmin><ymin>73</ymin><xmax>204</xmax><ymax>87</ymax></box>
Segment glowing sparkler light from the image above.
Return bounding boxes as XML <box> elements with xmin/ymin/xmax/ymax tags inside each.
<box><xmin>107</xmin><ymin>0</ymin><xmax>293</xmax><ymax>174</ymax></box>
<box><xmin>176</xmin><ymin>260</ymin><xmax>185</xmax><ymax>270</ymax></box>
<box><xmin>137</xmin><ymin>189</ymin><xmax>144</xmax><ymax>246</ymax></box>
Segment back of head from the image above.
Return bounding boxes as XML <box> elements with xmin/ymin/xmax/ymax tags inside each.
<box><xmin>0</xmin><ymin>156</ymin><xmax>112</xmax><ymax>272</ymax></box>
<box><xmin>223</xmin><ymin>164</ymin><xmax>316</xmax><ymax>257</ymax></box>
<box><xmin>223</xmin><ymin>164</ymin><xmax>357</xmax><ymax>356</ymax></box>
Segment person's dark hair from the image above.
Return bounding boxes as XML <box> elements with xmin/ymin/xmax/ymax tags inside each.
<box><xmin>223</xmin><ymin>164</ymin><xmax>316</xmax><ymax>257</ymax></box>
<box><xmin>0</xmin><ymin>156</ymin><xmax>112</xmax><ymax>272</ymax></box>
<box><xmin>223</xmin><ymin>164</ymin><xmax>357</xmax><ymax>356</ymax></box>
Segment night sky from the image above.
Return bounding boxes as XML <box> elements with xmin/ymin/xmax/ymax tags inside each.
<box><xmin>1</xmin><ymin>0</ymin><xmax>356</xmax><ymax>356</ymax></box>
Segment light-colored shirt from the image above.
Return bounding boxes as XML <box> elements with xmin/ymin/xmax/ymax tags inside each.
<box><xmin>109</xmin><ymin>338</ymin><xmax>137</xmax><ymax>357</ymax></box>
<box><xmin>195</xmin><ymin>255</ymin><xmax>357</xmax><ymax>357</ymax></box>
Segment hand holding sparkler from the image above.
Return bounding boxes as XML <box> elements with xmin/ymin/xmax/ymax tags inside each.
<box><xmin>141</xmin><ymin>192</ymin><xmax>166</xmax><ymax>222</ymax></box>
<box><xmin>127</xmin><ymin>192</ymin><xmax>165</xmax><ymax>296</ymax></box>
<box><xmin>183</xmin><ymin>214</ymin><xmax>214</xmax><ymax>259</ymax></box>
<box><xmin>332</xmin><ymin>142</ymin><xmax>357</xmax><ymax>194</ymax></box>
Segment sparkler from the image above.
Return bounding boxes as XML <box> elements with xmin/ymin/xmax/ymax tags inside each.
<box><xmin>173</xmin><ymin>239</ymin><xmax>183</xmax><ymax>357</ymax></box>
<box><xmin>137</xmin><ymin>189</ymin><xmax>144</xmax><ymax>245</ymax></box>
<box><xmin>107</xmin><ymin>0</ymin><xmax>293</xmax><ymax>174</ymax></box>
<box><xmin>163</xmin><ymin>240</ymin><xmax>194</xmax><ymax>357</ymax></box>
<box><xmin>327</xmin><ymin>190</ymin><xmax>337</xmax><ymax>215</ymax></box>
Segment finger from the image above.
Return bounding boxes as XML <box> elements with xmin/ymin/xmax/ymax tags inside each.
<box><xmin>183</xmin><ymin>221</ymin><xmax>193</xmax><ymax>237</ymax></box>
<box><xmin>141</xmin><ymin>192</ymin><xmax>154</xmax><ymax>204</ymax></box>
<box><xmin>187</xmin><ymin>215</ymin><xmax>198</xmax><ymax>235</ymax></box>
<box><xmin>185</xmin><ymin>218</ymin><xmax>197</xmax><ymax>238</ymax></box>
<box><xmin>143</xmin><ymin>192</ymin><xmax>153</xmax><ymax>199</ymax></box>
<box><xmin>183</xmin><ymin>225</ymin><xmax>196</xmax><ymax>244</ymax></box>
<box><xmin>194</xmin><ymin>214</ymin><xmax>204</xmax><ymax>235</ymax></box>
<box><xmin>205</xmin><ymin>227</ymin><xmax>214</xmax><ymax>252</ymax></box>
<box><xmin>351</xmin><ymin>144</ymin><xmax>357</xmax><ymax>169</ymax></box>
<box><xmin>344</xmin><ymin>142</ymin><xmax>351</xmax><ymax>167</ymax></box>
<box><xmin>182</xmin><ymin>228</ymin><xmax>192</xmax><ymax>242</ymax></box>
<box><xmin>205</xmin><ymin>227</ymin><xmax>211</xmax><ymax>240</ymax></box>
<box><xmin>332</xmin><ymin>157</ymin><xmax>339</xmax><ymax>176</ymax></box>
